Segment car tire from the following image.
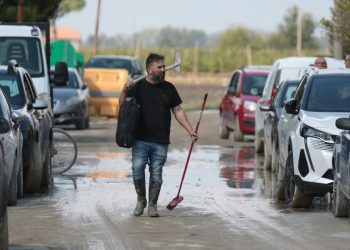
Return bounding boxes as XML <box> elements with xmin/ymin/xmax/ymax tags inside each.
<box><xmin>24</xmin><ymin>140</ymin><xmax>43</xmax><ymax>193</ymax></box>
<box><xmin>219</xmin><ymin>114</ymin><xmax>230</xmax><ymax>139</ymax></box>
<box><xmin>17</xmin><ymin>160</ymin><xmax>23</xmax><ymax>198</ymax></box>
<box><xmin>263</xmin><ymin>142</ymin><xmax>272</xmax><ymax>170</ymax></box>
<box><xmin>75</xmin><ymin>118</ymin><xmax>86</xmax><ymax>130</ymax></box>
<box><xmin>271</xmin><ymin>141</ymin><xmax>278</xmax><ymax>172</ymax></box>
<box><xmin>233</xmin><ymin>117</ymin><xmax>244</xmax><ymax>142</ymax></box>
<box><xmin>254</xmin><ymin>132</ymin><xmax>264</xmax><ymax>154</ymax></box>
<box><xmin>0</xmin><ymin>210</ymin><xmax>8</xmax><ymax>250</ymax></box>
<box><xmin>7</xmin><ymin>161</ymin><xmax>18</xmax><ymax>206</ymax></box>
<box><xmin>41</xmin><ymin>148</ymin><xmax>52</xmax><ymax>190</ymax></box>
<box><xmin>284</xmin><ymin>151</ymin><xmax>313</xmax><ymax>208</ymax></box>
<box><xmin>333</xmin><ymin>175</ymin><xmax>349</xmax><ymax>217</ymax></box>
<box><xmin>273</xmin><ymin>151</ymin><xmax>285</xmax><ymax>201</ymax></box>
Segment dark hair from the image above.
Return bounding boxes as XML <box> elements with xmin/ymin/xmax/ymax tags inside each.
<box><xmin>146</xmin><ymin>53</ymin><xmax>164</xmax><ymax>71</ymax></box>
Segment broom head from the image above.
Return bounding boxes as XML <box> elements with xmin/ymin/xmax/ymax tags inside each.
<box><xmin>166</xmin><ymin>196</ymin><xmax>184</xmax><ymax>210</ymax></box>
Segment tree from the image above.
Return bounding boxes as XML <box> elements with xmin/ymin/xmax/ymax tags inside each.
<box><xmin>321</xmin><ymin>0</ymin><xmax>350</xmax><ymax>53</ymax></box>
<box><xmin>0</xmin><ymin>0</ymin><xmax>60</xmax><ymax>21</ymax></box>
<box><xmin>267</xmin><ymin>6</ymin><xmax>318</xmax><ymax>50</ymax></box>
<box><xmin>218</xmin><ymin>26</ymin><xmax>266</xmax><ymax>50</ymax></box>
<box><xmin>52</xmin><ymin>0</ymin><xmax>86</xmax><ymax>40</ymax></box>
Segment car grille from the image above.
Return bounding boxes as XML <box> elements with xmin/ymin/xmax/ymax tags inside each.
<box><xmin>308</xmin><ymin>138</ymin><xmax>334</xmax><ymax>152</ymax></box>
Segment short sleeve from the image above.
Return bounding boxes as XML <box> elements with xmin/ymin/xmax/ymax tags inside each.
<box><xmin>171</xmin><ymin>85</ymin><xmax>182</xmax><ymax>108</ymax></box>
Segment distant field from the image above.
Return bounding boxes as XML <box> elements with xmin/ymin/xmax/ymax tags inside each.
<box><xmin>167</xmin><ymin>72</ymin><xmax>230</xmax><ymax>111</ymax></box>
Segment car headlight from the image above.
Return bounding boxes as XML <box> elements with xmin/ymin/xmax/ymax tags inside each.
<box><xmin>300</xmin><ymin>123</ymin><xmax>333</xmax><ymax>143</ymax></box>
<box><xmin>244</xmin><ymin>101</ymin><xmax>256</xmax><ymax>111</ymax></box>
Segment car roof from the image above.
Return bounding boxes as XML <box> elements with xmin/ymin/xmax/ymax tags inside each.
<box><xmin>308</xmin><ymin>68</ymin><xmax>350</xmax><ymax>76</ymax></box>
<box><xmin>87</xmin><ymin>55</ymin><xmax>140</xmax><ymax>61</ymax></box>
<box><xmin>274</xmin><ymin>56</ymin><xmax>345</xmax><ymax>69</ymax></box>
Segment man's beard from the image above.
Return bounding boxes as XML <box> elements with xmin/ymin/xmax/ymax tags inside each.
<box><xmin>152</xmin><ymin>72</ymin><xmax>165</xmax><ymax>83</ymax></box>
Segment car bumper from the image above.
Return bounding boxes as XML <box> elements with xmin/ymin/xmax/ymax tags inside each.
<box><xmin>293</xmin><ymin>175</ymin><xmax>333</xmax><ymax>195</ymax></box>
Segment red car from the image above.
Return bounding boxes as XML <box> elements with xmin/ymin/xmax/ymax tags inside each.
<box><xmin>219</xmin><ymin>66</ymin><xmax>270</xmax><ymax>141</ymax></box>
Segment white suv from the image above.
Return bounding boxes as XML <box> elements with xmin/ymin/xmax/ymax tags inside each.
<box><xmin>255</xmin><ymin>57</ymin><xmax>345</xmax><ymax>153</ymax></box>
<box><xmin>275</xmin><ymin>68</ymin><xmax>350</xmax><ymax>208</ymax></box>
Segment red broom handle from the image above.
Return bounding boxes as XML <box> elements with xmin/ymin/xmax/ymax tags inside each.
<box><xmin>176</xmin><ymin>93</ymin><xmax>208</xmax><ymax>197</ymax></box>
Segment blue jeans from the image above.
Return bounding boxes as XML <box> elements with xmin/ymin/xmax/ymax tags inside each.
<box><xmin>132</xmin><ymin>140</ymin><xmax>168</xmax><ymax>183</ymax></box>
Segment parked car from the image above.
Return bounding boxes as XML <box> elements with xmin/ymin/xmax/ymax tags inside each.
<box><xmin>53</xmin><ymin>68</ymin><xmax>90</xmax><ymax>129</ymax></box>
<box><xmin>260</xmin><ymin>80</ymin><xmax>298</xmax><ymax>171</ymax></box>
<box><xmin>0</xmin><ymin>60</ymin><xmax>53</xmax><ymax>193</ymax></box>
<box><xmin>219</xmin><ymin>66</ymin><xmax>270</xmax><ymax>141</ymax></box>
<box><xmin>332</xmin><ymin>117</ymin><xmax>350</xmax><ymax>217</ymax></box>
<box><xmin>84</xmin><ymin>55</ymin><xmax>146</xmax><ymax>80</ymax></box>
<box><xmin>255</xmin><ymin>57</ymin><xmax>345</xmax><ymax>154</ymax></box>
<box><xmin>277</xmin><ymin>68</ymin><xmax>350</xmax><ymax>208</ymax></box>
<box><xmin>0</xmin><ymin>86</ymin><xmax>23</xmax><ymax>248</ymax></box>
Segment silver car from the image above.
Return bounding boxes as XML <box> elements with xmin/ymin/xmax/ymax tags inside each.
<box><xmin>53</xmin><ymin>68</ymin><xmax>90</xmax><ymax>129</ymax></box>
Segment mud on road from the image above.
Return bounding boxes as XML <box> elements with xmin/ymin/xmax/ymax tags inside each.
<box><xmin>8</xmin><ymin>110</ymin><xmax>350</xmax><ymax>250</ymax></box>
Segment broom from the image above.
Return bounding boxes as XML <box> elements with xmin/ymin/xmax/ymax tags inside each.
<box><xmin>167</xmin><ymin>93</ymin><xmax>208</xmax><ymax>210</ymax></box>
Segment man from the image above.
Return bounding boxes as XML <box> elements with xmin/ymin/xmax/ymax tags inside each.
<box><xmin>314</xmin><ymin>56</ymin><xmax>327</xmax><ymax>69</ymax></box>
<box><xmin>119</xmin><ymin>53</ymin><xmax>198</xmax><ymax>217</ymax></box>
<box><xmin>345</xmin><ymin>54</ymin><xmax>350</xmax><ymax>68</ymax></box>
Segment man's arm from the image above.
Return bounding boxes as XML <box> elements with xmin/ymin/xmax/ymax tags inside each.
<box><xmin>172</xmin><ymin>105</ymin><xmax>198</xmax><ymax>142</ymax></box>
<box><xmin>119</xmin><ymin>80</ymin><xmax>135</xmax><ymax>107</ymax></box>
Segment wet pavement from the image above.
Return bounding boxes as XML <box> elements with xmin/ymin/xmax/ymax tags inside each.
<box><xmin>8</xmin><ymin>110</ymin><xmax>350</xmax><ymax>250</ymax></box>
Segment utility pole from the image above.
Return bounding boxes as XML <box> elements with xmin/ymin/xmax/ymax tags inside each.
<box><xmin>93</xmin><ymin>0</ymin><xmax>101</xmax><ymax>56</ymax></box>
<box><xmin>18</xmin><ymin>0</ymin><xmax>24</xmax><ymax>22</ymax></box>
<box><xmin>296</xmin><ymin>8</ymin><xmax>302</xmax><ymax>56</ymax></box>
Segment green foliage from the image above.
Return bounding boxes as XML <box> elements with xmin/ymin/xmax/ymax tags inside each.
<box><xmin>321</xmin><ymin>0</ymin><xmax>350</xmax><ymax>53</ymax></box>
<box><xmin>79</xmin><ymin>46</ymin><xmax>329</xmax><ymax>73</ymax></box>
<box><xmin>0</xmin><ymin>0</ymin><xmax>60</xmax><ymax>21</ymax></box>
<box><xmin>57</xmin><ymin>0</ymin><xmax>85</xmax><ymax>17</ymax></box>
<box><xmin>267</xmin><ymin>6</ymin><xmax>318</xmax><ymax>50</ymax></box>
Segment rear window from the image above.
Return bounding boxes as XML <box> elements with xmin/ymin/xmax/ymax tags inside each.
<box><xmin>0</xmin><ymin>37</ymin><xmax>44</xmax><ymax>77</ymax></box>
<box><xmin>85</xmin><ymin>57</ymin><xmax>132</xmax><ymax>72</ymax></box>
<box><xmin>305</xmin><ymin>75</ymin><xmax>350</xmax><ymax>112</ymax></box>
<box><xmin>242</xmin><ymin>75</ymin><xmax>267</xmax><ymax>95</ymax></box>
<box><xmin>274</xmin><ymin>68</ymin><xmax>305</xmax><ymax>88</ymax></box>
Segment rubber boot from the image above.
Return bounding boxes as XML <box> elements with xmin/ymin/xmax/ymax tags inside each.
<box><xmin>148</xmin><ymin>182</ymin><xmax>162</xmax><ymax>217</ymax></box>
<box><xmin>133</xmin><ymin>178</ymin><xmax>147</xmax><ymax>216</ymax></box>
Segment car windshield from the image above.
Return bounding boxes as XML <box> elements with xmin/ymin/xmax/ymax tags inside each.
<box><xmin>242</xmin><ymin>75</ymin><xmax>267</xmax><ymax>95</ymax></box>
<box><xmin>85</xmin><ymin>57</ymin><xmax>132</xmax><ymax>72</ymax></box>
<box><xmin>0</xmin><ymin>75</ymin><xmax>25</xmax><ymax>108</ymax></box>
<box><xmin>0</xmin><ymin>37</ymin><xmax>44</xmax><ymax>77</ymax></box>
<box><xmin>55</xmin><ymin>71</ymin><xmax>79</xmax><ymax>89</ymax></box>
<box><xmin>306</xmin><ymin>75</ymin><xmax>350</xmax><ymax>112</ymax></box>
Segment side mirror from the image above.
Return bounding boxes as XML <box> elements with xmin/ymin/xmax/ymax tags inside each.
<box><xmin>0</xmin><ymin>117</ymin><xmax>10</xmax><ymax>133</ymax></box>
<box><xmin>82</xmin><ymin>84</ymin><xmax>88</xmax><ymax>90</ymax></box>
<box><xmin>11</xmin><ymin>110</ymin><xmax>23</xmax><ymax>123</ymax></box>
<box><xmin>32</xmin><ymin>98</ymin><xmax>48</xmax><ymax>110</ymax></box>
<box><xmin>260</xmin><ymin>104</ymin><xmax>272</xmax><ymax>112</ymax></box>
<box><xmin>284</xmin><ymin>99</ymin><xmax>298</xmax><ymax>115</ymax></box>
<box><xmin>54</xmin><ymin>62</ymin><xmax>69</xmax><ymax>86</ymax></box>
<box><xmin>336</xmin><ymin>118</ymin><xmax>350</xmax><ymax>130</ymax></box>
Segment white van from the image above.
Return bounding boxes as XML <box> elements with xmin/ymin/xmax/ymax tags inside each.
<box><xmin>255</xmin><ymin>56</ymin><xmax>345</xmax><ymax>153</ymax></box>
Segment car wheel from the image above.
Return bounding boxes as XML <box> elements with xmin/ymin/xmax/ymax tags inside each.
<box><xmin>263</xmin><ymin>142</ymin><xmax>272</xmax><ymax>170</ymax></box>
<box><xmin>85</xmin><ymin>115</ymin><xmax>90</xmax><ymax>129</ymax></box>
<box><xmin>24</xmin><ymin>140</ymin><xmax>43</xmax><ymax>193</ymax></box>
<box><xmin>7</xmin><ymin>161</ymin><xmax>18</xmax><ymax>206</ymax></box>
<box><xmin>271</xmin><ymin>141</ymin><xmax>278</xmax><ymax>172</ymax></box>
<box><xmin>17</xmin><ymin>160</ymin><xmax>23</xmax><ymax>198</ymax></box>
<box><xmin>333</xmin><ymin>175</ymin><xmax>349</xmax><ymax>217</ymax></box>
<box><xmin>273</xmin><ymin>151</ymin><xmax>285</xmax><ymax>201</ymax></box>
<box><xmin>233</xmin><ymin>116</ymin><xmax>244</xmax><ymax>142</ymax></box>
<box><xmin>41</xmin><ymin>148</ymin><xmax>52</xmax><ymax>190</ymax></box>
<box><xmin>75</xmin><ymin>118</ymin><xmax>86</xmax><ymax>130</ymax></box>
<box><xmin>219</xmin><ymin>114</ymin><xmax>230</xmax><ymax>139</ymax></box>
<box><xmin>254</xmin><ymin>132</ymin><xmax>264</xmax><ymax>154</ymax></box>
<box><xmin>0</xmin><ymin>210</ymin><xmax>8</xmax><ymax>250</ymax></box>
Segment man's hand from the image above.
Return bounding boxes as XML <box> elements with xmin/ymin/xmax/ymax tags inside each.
<box><xmin>190</xmin><ymin>130</ymin><xmax>199</xmax><ymax>142</ymax></box>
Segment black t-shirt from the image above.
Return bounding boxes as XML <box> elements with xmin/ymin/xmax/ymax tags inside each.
<box><xmin>127</xmin><ymin>79</ymin><xmax>182</xmax><ymax>144</ymax></box>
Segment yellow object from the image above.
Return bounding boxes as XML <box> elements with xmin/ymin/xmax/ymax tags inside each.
<box><xmin>84</xmin><ymin>68</ymin><xmax>128</xmax><ymax>117</ymax></box>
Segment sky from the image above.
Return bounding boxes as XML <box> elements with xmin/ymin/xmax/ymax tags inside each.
<box><xmin>56</xmin><ymin>0</ymin><xmax>335</xmax><ymax>41</ymax></box>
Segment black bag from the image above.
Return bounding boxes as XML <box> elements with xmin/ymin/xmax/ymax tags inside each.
<box><xmin>115</xmin><ymin>97</ymin><xmax>140</xmax><ymax>148</ymax></box>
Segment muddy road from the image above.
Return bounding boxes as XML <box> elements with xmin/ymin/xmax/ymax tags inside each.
<box><xmin>8</xmin><ymin>110</ymin><xmax>350</xmax><ymax>250</ymax></box>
